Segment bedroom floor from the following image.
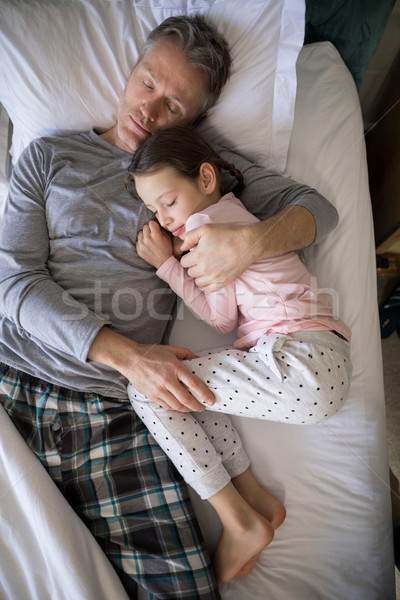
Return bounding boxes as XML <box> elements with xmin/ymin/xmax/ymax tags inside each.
<box><xmin>377</xmin><ymin>273</ymin><xmax>400</xmax><ymax>597</ymax></box>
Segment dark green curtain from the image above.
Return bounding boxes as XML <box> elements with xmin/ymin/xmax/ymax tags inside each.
<box><xmin>305</xmin><ymin>0</ymin><xmax>396</xmax><ymax>88</ymax></box>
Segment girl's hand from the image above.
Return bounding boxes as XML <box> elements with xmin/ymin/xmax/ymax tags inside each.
<box><xmin>136</xmin><ymin>220</ymin><xmax>173</xmax><ymax>269</ymax></box>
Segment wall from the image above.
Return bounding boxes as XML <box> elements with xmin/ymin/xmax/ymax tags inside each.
<box><xmin>359</xmin><ymin>0</ymin><xmax>400</xmax><ymax>250</ymax></box>
<box><xmin>359</xmin><ymin>0</ymin><xmax>400</xmax><ymax>129</ymax></box>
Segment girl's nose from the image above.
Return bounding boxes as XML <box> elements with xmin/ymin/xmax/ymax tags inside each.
<box><xmin>158</xmin><ymin>211</ymin><xmax>171</xmax><ymax>228</ymax></box>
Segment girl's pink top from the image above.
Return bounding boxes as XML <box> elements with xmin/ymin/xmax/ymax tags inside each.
<box><xmin>156</xmin><ymin>193</ymin><xmax>351</xmax><ymax>348</ymax></box>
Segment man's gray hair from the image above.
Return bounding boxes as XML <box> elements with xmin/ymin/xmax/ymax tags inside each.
<box><xmin>138</xmin><ymin>14</ymin><xmax>231</xmax><ymax>116</ymax></box>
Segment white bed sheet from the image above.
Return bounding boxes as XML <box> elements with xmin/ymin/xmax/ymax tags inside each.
<box><xmin>0</xmin><ymin>406</ymin><xmax>129</xmax><ymax>600</ymax></box>
<box><xmin>0</xmin><ymin>42</ymin><xmax>395</xmax><ymax>600</ymax></box>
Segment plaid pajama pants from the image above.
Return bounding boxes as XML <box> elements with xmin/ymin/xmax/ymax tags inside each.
<box><xmin>0</xmin><ymin>363</ymin><xmax>220</xmax><ymax>600</ymax></box>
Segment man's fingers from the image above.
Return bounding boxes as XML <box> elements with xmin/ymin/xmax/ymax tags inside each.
<box><xmin>129</xmin><ymin>344</ymin><xmax>214</xmax><ymax>411</ymax></box>
<box><xmin>193</xmin><ymin>276</ymin><xmax>224</xmax><ymax>293</ymax></box>
<box><xmin>152</xmin><ymin>382</ymin><xmax>206</xmax><ymax>413</ymax></box>
<box><xmin>160</xmin><ymin>362</ymin><xmax>215</xmax><ymax>411</ymax></box>
<box><xmin>168</xmin><ymin>386</ymin><xmax>206</xmax><ymax>412</ymax></box>
<box><xmin>180</xmin><ymin>228</ymin><xmax>202</xmax><ymax>252</ymax></box>
<box><xmin>159</xmin><ymin>347</ymin><xmax>215</xmax><ymax>408</ymax></box>
<box><xmin>177</xmin><ymin>366</ymin><xmax>215</xmax><ymax>408</ymax></box>
<box><xmin>179</xmin><ymin>253</ymin><xmax>195</xmax><ymax>270</ymax></box>
<box><xmin>171</xmin><ymin>346</ymin><xmax>199</xmax><ymax>360</ymax></box>
<box><xmin>155</xmin><ymin>390</ymin><xmax>193</xmax><ymax>412</ymax></box>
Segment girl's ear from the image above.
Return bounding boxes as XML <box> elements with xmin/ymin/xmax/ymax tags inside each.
<box><xmin>199</xmin><ymin>162</ymin><xmax>217</xmax><ymax>195</ymax></box>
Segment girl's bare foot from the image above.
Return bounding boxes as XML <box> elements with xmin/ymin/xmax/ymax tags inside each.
<box><xmin>232</xmin><ymin>469</ymin><xmax>286</xmax><ymax>579</ymax></box>
<box><xmin>212</xmin><ymin>509</ymin><xmax>274</xmax><ymax>588</ymax></box>
<box><xmin>233</xmin><ymin>469</ymin><xmax>286</xmax><ymax>530</ymax></box>
<box><xmin>235</xmin><ymin>555</ymin><xmax>259</xmax><ymax>579</ymax></box>
<box><xmin>208</xmin><ymin>481</ymin><xmax>275</xmax><ymax>588</ymax></box>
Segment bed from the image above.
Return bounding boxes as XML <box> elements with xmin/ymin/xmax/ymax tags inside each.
<box><xmin>0</xmin><ymin>1</ymin><xmax>395</xmax><ymax>599</ymax></box>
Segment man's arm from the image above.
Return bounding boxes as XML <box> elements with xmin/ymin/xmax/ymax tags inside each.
<box><xmin>0</xmin><ymin>142</ymin><xmax>108</xmax><ymax>361</ymax></box>
<box><xmin>181</xmin><ymin>205</ymin><xmax>315</xmax><ymax>292</ymax></box>
<box><xmin>180</xmin><ymin>143</ymin><xmax>338</xmax><ymax>291</ymax></box>
<box><xmin>217</xmin><ymin>144</ymin><xmax>338</xmax><ymax>243</ymax></box>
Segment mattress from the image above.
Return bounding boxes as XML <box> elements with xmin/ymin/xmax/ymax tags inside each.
<box><xmin>0</xmin><ymin>38</ymin><xmax>395</xmax><ymax>600</ymax></box>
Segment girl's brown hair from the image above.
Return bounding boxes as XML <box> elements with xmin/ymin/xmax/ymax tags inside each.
<box><xmin>126</xmin><ymin>126</ymin><xmax>244</xmax><ymax>199</ymax></box>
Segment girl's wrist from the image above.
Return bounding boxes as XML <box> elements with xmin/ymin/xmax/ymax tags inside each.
<box><xmin>153</xmin><ymin>252</ymin><xmax>173</xmax><ymax>269</ymax></box>
<box><xmin>156</xmin><ymin>254</ymin><xmax>176</xmax><ymax>273</ymax></box>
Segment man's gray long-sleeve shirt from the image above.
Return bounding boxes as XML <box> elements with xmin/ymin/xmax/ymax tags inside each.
<box><xmin>0</xmin><ymin>131</ymin><xmax>338</xmax><ymax>397</ymax></box>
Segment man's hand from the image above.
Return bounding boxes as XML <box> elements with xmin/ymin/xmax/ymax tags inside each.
<box><xmin>136</xmin><ymin>220</ymin><xmax>173</xmax><ymax>269</ymax></box>
<box><xmin>126</xmin><ymin>343</ymin><xmax>215</xmax><ymax>411</ymax></box>
<box><xmin>172</xmin><ymin>235</ymin><xmax>185</xmax><ymax>260</ymax></box>
<box><xmin>180</xmin><ymin>222</ymin><xmax>258</xmax><ymax>292</ymax></box>
<box><xmin>180</xmin><ymin>206</ymin><xmax>316</xmax><ymax>292</ymax></box>
<box><xmin>88</xmin><ymin>327</ymin><xmax>215</xmax><ymax>411</ymax></box>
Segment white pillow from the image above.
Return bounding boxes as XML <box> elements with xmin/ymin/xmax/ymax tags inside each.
<box><xmin>0</xmin><ymin>0</ymin><xmax>304</xmax><ymax>172</ymax></box>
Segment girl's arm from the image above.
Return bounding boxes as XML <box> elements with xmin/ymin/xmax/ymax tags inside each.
<box><xmin>136</xmin><ymin>221</ymin><xmax>238</xmax><ymax>334</ymax></box>
<box><xmin>157</xmin><ymin>256</ymin><xmax>238</xmax><ymax>334</ymax></box>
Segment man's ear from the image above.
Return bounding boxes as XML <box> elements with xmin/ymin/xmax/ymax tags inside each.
<box><xmin>199</xmin><ymin>162</ymin><xmax>217</xmax><ymax>195</ymax></box>
<box><xmin>192</xmin><ymin>113</ymin><xmax>207</xmax><ymax>129</ymax></box>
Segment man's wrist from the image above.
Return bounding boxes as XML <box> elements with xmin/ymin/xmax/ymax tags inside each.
<box><xmin>87</xmin><ymin>325</ymin><xmax>140</xmax><ymax>375</ymax></box>
<box><xmin>244</xmin><ymin>222</ymin><xmax>265</xmax><ymax>263</ymax></box>
<box><xmin>249</xmin><ymin>206</ymin><xmax>316</xmax><ymax>260</ymax></box>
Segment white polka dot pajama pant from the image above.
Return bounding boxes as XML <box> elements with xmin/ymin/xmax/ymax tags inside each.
<box><xmin>128</xmin><ymin>331</ymin><xmax>352</xmax><ymax>499</ymax></box>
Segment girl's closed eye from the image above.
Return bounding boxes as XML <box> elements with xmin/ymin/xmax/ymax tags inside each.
<box><xmin>167</xmin><ymin>200</ymin><xmax>176</xmax><ymax>207</ymax></box>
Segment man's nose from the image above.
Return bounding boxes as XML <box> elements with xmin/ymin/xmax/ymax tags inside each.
<box><xmin>141</xmin><ymin>98</ymin><xmax>160</xmax><ymax>123</ymax></box>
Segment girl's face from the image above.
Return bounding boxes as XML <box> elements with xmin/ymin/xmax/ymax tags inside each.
<box><xmin>135</xmin><ymin>165</ymin><xmax>217</xmax><ymax>238</ymax></box>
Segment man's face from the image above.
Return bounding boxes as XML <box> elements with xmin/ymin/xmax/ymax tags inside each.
<box><xmin>116</xmin><ymin>38</ymin><xmax>209</xmax><ymax>153</ymax></box>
